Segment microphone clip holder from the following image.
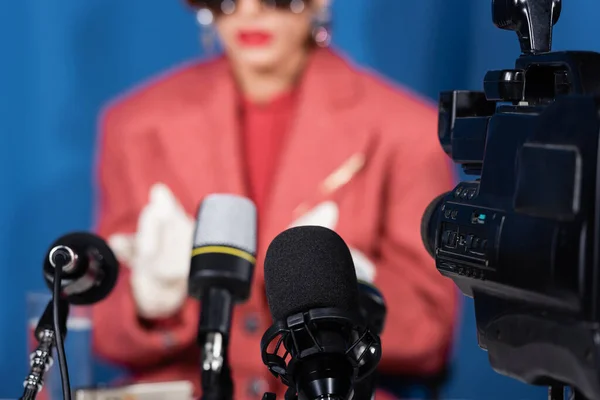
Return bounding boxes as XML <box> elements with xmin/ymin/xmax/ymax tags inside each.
<box><xmin>260</xmin><ymin>308</ymin><xmax>381</xmax><ymax>400</ymax></box>
<box><xmin>20</xmin><ymin>298</ymin><xmax>69</xmax><ymax>400</ymax></box>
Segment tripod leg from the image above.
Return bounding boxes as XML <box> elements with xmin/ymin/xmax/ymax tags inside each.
<box><xmin>548</xmin><ymin>386</ymin><xmax>564</xmax><ymax>400</ymax></box>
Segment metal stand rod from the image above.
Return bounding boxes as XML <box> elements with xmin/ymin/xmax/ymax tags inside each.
<box><xmin>19</xmin><ymin>298</ymin><xmax>68</xmax><ymax>400</ymax></box>
<box><xmin>201</xmin><ymin>362</ymin><xmax>233</xmax><ymax>400</ymax></box>
<box><xmin>549</xmin><ymin>386</ymin><xmax>564</xmax><ymax>400</ymax></box>
<box><xmin>20</xmin><ymin>329</ymin><xmax>55</xmax><ymax>400</ymax></box>
<box><xmin>200</xmin><ymin>332</ymin><xmax>233</xmax><ymax>400</ymax></box>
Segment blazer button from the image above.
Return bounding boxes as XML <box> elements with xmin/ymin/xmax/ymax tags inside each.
<box><xmin>247</xmin><ymin>377</ymin><xmax>268</xmax><ymax>398</ymax></box>
<box><xmin>244</xmin><ymin>312</ymin><xmax>261</xmax><ymax>334</ymax></box>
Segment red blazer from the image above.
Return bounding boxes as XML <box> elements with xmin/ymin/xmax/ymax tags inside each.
<box><xmin>92</xmin><ymin>48</ymin><xmax>458</xmax><ymax>399</ymax></box>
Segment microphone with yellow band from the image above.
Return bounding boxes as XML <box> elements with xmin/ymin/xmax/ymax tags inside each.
<box><xmin>191</xmin><ymin>245</ymin><xmax>256</xmax><ymax>264</ymax></box>
<box><xmin>188</xmin><ymin>193</ymin><xmax>257</xmax><ymax>400</ymax></box>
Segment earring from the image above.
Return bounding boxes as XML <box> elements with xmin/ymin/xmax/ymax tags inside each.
<box><xmin>290</xmin><ymin>0</ymin><xmax>306</xmax><ymax>13</ymax></box>
<box><xmin>312</xmin><ymin>4</ymin><xmax>332</xmax><ymax>48</ymax></box>
<box><xmin>196</xmin><ymin>8</ymin><xmax>218</xmax><ymax>55</ymax></box>
<box><xmin>221</xmin><ymin>0</ymin><xmax>236</xmax><ymax>14</ymax></box>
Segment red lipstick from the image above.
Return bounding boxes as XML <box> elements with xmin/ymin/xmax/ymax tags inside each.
<box><xmin>237</xmin><ymin>30</ymin><xmax>273</xmax><ymax>47</ymax></box>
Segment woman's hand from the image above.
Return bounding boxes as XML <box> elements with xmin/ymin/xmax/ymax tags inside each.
<box><xmin>110</xmin><ymin>183</ymin><xmax>195</xmax><ymax>319</ymax></box>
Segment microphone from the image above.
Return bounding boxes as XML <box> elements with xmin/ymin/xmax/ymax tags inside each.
<box><xmin>261</xmin><ymin>226</ymin><xmax>381</xmax><ymax>400</ymax></box>
<box><xmin>22</xmin><ymin>233</ymin><xmax>118</xmax><ymax>400</ymax></box>
<box><xmin>188</xmin><ymin>193</ymin><xmax>257</xmax><ymax>399</ymax></box>
<box><xmin>43</xmin><ymin>232</ymin><xmax>120</xmax><ymax>305</ymax></box>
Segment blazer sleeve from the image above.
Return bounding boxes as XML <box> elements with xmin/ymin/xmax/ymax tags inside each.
<box><xmin>91</xmin><ymin>106</ymin><xmax>198</xmax><ymax>370</ymax></box>
<box><xmin>374</xmin><ymin>112</ymin><xmax>459</xmax><ymax>376</ymax></box>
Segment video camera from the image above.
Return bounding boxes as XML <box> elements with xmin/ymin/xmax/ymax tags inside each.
<box><xmin>421</xmin><ymin>1</ymin><xmax>600</xmax><ymax>399</ymax></box>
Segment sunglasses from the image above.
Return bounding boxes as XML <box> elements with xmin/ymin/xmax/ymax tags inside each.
<box><xmin>186</xmin><ymin>0</ymin><xmax>311</xmax><ymax>14</ymax></box>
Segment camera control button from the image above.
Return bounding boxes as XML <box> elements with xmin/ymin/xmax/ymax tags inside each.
<box><xmin>466</xmin><ymin>235</ymin><xmax>474</xmax><ymax>248</ymax></box>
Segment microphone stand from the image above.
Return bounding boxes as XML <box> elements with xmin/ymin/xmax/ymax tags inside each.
<box><xmin>200</xmin><ymin>331</ymin><xmax>233</xmax><ymax>400</ymax></box>
<box><xmin>198</xmin><ymin>288</ymin><xmax>234</xmax><ymax>400</ymax></box>
<box><xmin>201</xmin><ymin>350</ymin><xmax>233</xmax><ymax>400</ymax></box>
<box><xmin>21</xmin><ymin>298</ymin><xmax>69</xmax><ymax>400</ymax></box>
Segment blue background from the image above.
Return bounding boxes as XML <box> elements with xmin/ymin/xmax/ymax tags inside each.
<box><xmin>2</xmin><ymin>0</ymin><xmax>599</xmax><ymax>398</ymax></box>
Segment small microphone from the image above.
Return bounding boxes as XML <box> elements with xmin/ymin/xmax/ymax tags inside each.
<box><xmin>188</xmin><ymin>193</ymin><xmax>257</xmax><ymax>399</ymax></box>
<box><xmin>261</xmin><ymin>226</ymin><xmax>381</xmax><ymax>400</ymax></box>
<box><xmin>26</xmin><ymin>232</ymin><xmax>118</xmax><ymax>400</ymax></box>
<box><xmin>43</xmin><ymin>232</ymin><xmax>119</xmax><ymax>305</ymax></box>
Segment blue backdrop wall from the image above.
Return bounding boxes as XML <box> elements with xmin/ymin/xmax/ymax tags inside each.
<box><xmin>1</xmin><ymin>1</ymin><xmax>599</xmax><ymax>398</ymax></box>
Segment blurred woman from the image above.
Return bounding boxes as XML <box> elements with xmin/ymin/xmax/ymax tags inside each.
<box><xmin>92</xmin><ymin>0</ymin><xmax>458</xmax><ymax>398</ymax></box>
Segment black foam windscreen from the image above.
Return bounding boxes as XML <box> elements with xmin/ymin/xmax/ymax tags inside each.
<box><xmin>43</xmin><ymin>232</ymin><xmax>119</xmax><ymax>305</ymax></box>
<box><xmin>264</xmin><ymin>226</ymin><xmax>360</xmax><ymax>321</ymax></box>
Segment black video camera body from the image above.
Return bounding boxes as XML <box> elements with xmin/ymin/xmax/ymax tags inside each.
<box><xmin>422</xmin><ymin>1</ymin><xmax>600</xmax><ymax>399</ymax></box>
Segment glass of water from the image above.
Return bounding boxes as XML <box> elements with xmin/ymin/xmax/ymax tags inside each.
<box><xmin>26</xmin><ymin>292</ymin><xmax>94</xmax><ymax>400</ymax></box>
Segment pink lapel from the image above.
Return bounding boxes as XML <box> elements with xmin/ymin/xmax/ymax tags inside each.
<box><xmin>150</xmin><ymin>57</ymin><xmax>248</xmax><ymax>212</ymax></box>
<box><xmin>147</xmin><ymin>50</ymin><xmax>374</xmax><ymax>256</ymax></box>
<box><xmin>264</xmin><ymin>49</ymin><xmax>375</xmax><ymax>243</ymax></box>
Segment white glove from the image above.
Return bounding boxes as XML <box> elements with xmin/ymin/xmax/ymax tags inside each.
<box><xmin>109</xmin><ymin>183</ymin><xmax>195</xmax><ymax>319</ymax></box>
<box><xmin>289</xmin><ymin>201</ymin><xmax>376</xmax><ymax>283</ymax></box>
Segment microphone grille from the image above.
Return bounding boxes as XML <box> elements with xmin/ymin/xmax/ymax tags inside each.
<box><xmin>193</xmin><ymin>194</ymin><xmax>257</xmax><ymax>255</ymax></box>
<box><xmin>264</xmin><ymin>226</ymin><xmax>360</xmax><ymax>321</ymax></box>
